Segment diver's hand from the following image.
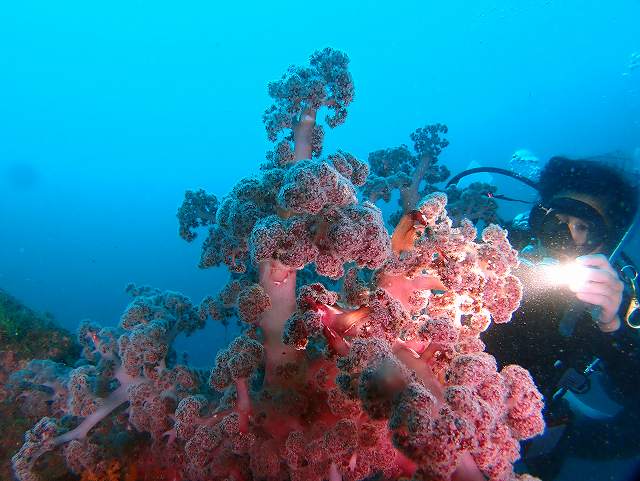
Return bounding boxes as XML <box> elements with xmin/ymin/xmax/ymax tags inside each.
<box><xmin>570</xmin><ymin>254</ymin><xmax>623</xmax><ymax>332</ymax></box>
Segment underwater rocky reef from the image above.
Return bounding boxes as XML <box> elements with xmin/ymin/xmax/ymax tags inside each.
<box><xmin>0</xmin><ymin>290</ymin><xmax>79</xmax><ymax>481</ymax></box>
<box><xmin>6</xmin><ymin>48</ymin><xmax>543</xmax><ymax>481</ymax></box>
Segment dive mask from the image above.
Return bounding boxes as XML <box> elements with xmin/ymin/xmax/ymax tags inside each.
<box><xmin>529</xmin><ymin>197</ymin><xmax>608</xmax><ymax>258</ymax></box>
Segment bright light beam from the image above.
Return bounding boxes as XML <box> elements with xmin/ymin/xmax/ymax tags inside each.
<box><xmin>539</xmin><ymin>261</ymin><xmax>591</xmax><ymax>291</ymax></box>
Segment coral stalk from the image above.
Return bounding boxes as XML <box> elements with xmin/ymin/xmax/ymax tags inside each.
<box><xmin>293</xmin><ymin>108</ymin><xmax>318</xmax><ymax>161</ymax></box>
<box><xmin>258</xmin><ymin>260</ymin><xmax>300</xmax><ymax>383</ymax></box>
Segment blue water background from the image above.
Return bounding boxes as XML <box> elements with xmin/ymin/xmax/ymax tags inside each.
<box><xmin>1</xmin><ymin>0</ymin><xmax>639</xmax><ymax>363</ymax></box>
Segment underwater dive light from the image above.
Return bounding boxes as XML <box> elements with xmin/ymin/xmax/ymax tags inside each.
<box><xmin>539</xmin><ymin>261</ymin><xmax>591</xmax><ymax>290</ymax></box>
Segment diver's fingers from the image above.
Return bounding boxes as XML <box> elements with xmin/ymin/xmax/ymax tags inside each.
<box><xmin>576</xmin><ymin>254</ymin><xmax>618</xmax><ymax>277</ymax></box>
<box><xmin>579</xmin><ymin>268</ymin><xmax>624</xmax><ymax>291</ymax></box>
<box><xmin>574</xmin><ymin>291</ymin><xmax>620</xmax><ymax>317</ymax></box>
<box><xmin>569</xmin><ymin>280</ymin><xmax>621</xmax><ymax>300</ymax></box>
<box><xmin>569</xmin><ymin>281</ymin><xmax>620</xmax><ymax>298</ymax></box>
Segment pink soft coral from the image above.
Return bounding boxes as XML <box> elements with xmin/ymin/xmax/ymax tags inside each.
<box><xmin>11</xmin><ymin>48</ymin><xmax>543</xmax><ymax>481</ymax></box>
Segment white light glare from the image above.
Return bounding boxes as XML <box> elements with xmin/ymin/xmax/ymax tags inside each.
<box><xmin>541</xmin><ymin>261</ymin><xmax>590</xmax><ymax>289</ymax></box>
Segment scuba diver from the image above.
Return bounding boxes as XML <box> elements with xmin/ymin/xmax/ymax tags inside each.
<box><xmin>449</xmin><ymin>156</ymin><xmax>640</xmax><ymax>480</ymax></box>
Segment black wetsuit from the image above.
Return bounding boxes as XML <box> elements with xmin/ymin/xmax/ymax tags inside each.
<box><xmin>481</xmin><ymin>257</ymin><xmax>640</xmax><ymax>480</ymax></box>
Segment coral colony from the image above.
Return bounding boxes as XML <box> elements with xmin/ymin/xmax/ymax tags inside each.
<box><xmin>9</xmin><ymin>48</ymin><xmax>544</xmax><ymax>481</ymax></box>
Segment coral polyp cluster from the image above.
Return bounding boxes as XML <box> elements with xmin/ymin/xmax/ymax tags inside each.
<box><xmin>8</xmin><ymin>48</ymin><xmax>543</xmax><ymax>481</ymax></box>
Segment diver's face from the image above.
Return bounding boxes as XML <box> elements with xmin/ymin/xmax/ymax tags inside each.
<box><xmin>554</xmin><ymin>213</ymin><xmax>590</xmax><ymax>248</ymax></box>
<box><xmin>535</xmin><ymin>201</ymin><xmax>608</xmax><ymax>259</ymax></box>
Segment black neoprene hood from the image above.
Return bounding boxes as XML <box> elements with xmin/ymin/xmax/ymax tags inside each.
<box><xmin>532</xmin><ymin>156</ymin><xmax>639</xmax><ymax>252</ymax></box>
